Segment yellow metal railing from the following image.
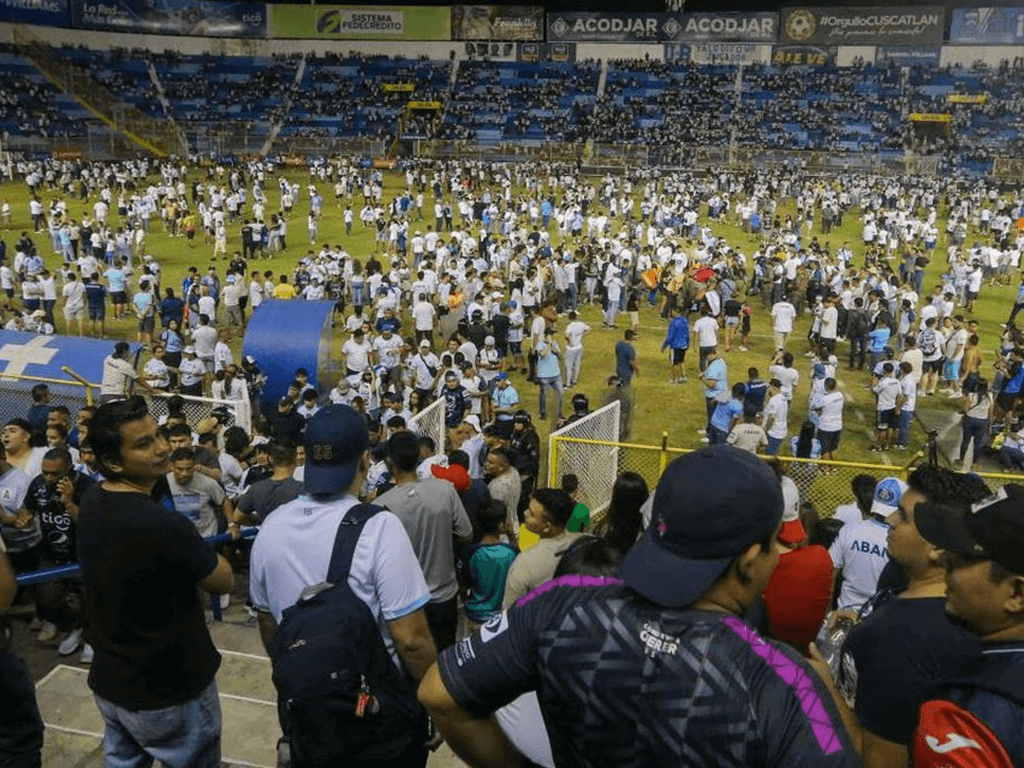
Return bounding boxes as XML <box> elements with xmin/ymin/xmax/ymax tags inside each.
<box><xmin>549</xmin><ymin>434</ymin><xmax>1024</xmax><ymax>523</ymax></box>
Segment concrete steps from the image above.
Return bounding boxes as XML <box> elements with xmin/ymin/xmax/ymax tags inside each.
<box><xmin>36</xmin><ymin>606</ymin><xmax>467</xmax><ymax>768</ymax></box>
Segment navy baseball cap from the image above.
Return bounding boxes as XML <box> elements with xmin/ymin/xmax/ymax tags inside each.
<box><xmin>619</xmin><ymin>445</ymin><xmax>784</xmax><ymax>608</ymax></box>
<box><xmin>917</xmin><ymin>485</ymin><xmax>1024</xmax><ymax>575</ymax></box>
<box><xmin>303</xmin><ymin>405</ymin><xmax>369</xmax><ymax>496</ymax></box>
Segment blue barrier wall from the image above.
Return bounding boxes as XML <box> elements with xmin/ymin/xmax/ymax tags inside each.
<box><xmin>242</xmin><ymin>300</ymin><xmax>336</xmax><ymax>411</ymax></box>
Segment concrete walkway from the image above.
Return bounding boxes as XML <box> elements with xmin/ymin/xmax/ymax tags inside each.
<box><xmin>35</xmin><ymin>608</ymin><xmax>467</xmax><ymax>768</ymax></box>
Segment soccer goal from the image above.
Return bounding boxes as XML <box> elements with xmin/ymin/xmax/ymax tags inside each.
<box><xmin>547</xmin><ymin>400</ymin><xmax>621</xmax><ymax>519</ymax></box>
<box><xmin>409</xmin><ymin>395</ymin><xmax>446</xmax><ymax>453</ymax></box>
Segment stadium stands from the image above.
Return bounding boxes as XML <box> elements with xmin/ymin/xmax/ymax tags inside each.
<box><xmin>3</xmin><ymin>40</ymin><xmax>1024</xmax><ymax>175</ymax></box>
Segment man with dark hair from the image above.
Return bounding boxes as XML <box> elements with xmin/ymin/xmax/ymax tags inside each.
<box><xmin>501</xmin><ymin>487</ymin><xmax>582</xmax><ymax>608</ymax></box>
<box><xmin>376</xmin><ymin>430</ymin><xmax>473</xmax><ymax>652</ymax></box>
<box><xmin>614</xmin><ymin>328</ymin><xmax>639</xmax><ymax>385</ymax></box>
<box><xmin>812</xmin><ymin>466</ymin><xmax>989</xmax><ymax>768</ymax></box>
<box><xmin>21</xmin><ymin>447</ymin><xmax>95</xmax><ymax>658</ymax></box>
<box><xmin>912</xmin><ymin>484</ymin><xmax>1024</xmax><ymax>768</ymax></box>
<box><xmin>268</xmin><ymin>395</ymin><xmax>305</xmax><ymax>446</ymax></box>
<box><xmin>77</xmin><ymin>396</ymin><xmax>234</xmax><ymax>768</ymax></box>
<box><xmin>419</xmin><ymin>445</ymin><xmax>859</xmax><ymax>768</ymax></box>
<box><xmin>100</xmin><ymin>342</ymin><xmax>153</xmax><ymax>404</ymax></box>
<box><xmin>25</xmin><ymin>384</ymin><xmax>50</xmax><ymax>440</ymax></box>
<box><xmin>484</xmin><ymin>448</ymin><xmax>520</xmax><ymax>548</ymax></box>
<box><xmin>166</xmin><ymin>447</ymin><xmax>232</xmax><ymax>539</ymax></box>
<box><xmin>234</xmin><ymin>442</ymin><xmax>303</xmax><ymax>524</ymax></box>
<box><xmin>165</xmin><ymin>423</ymin><xmax>221</xmax><ymax>482</ymax></box>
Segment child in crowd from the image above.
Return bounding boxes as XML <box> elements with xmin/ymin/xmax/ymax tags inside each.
<box><xmin>459</xmin><ymin>498</ymin><xmax>518</xmax><ymax>632</ymax></box>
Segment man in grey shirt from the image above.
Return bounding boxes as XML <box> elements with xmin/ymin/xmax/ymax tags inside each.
<box><xmin>234</xmin><ymin>442</ymin><xmax>303</xmax><ymax>524</ymax></box>
<box><xmin>376</xmin><ymin>431</ymin><xmax>472</xmax><ymax>652</ymax></box>
<box><xmin>484</xmin><ymin>447</ymin><xmax>520</xmax><ymax>548</ymax></box>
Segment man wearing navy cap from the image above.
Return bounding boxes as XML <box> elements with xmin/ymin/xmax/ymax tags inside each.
<box><xmin>250</xmin><ymin>405</ymin><xmax>437</xmax><ymax>766</ymax></box>
<box><xmin>912</xmin><ymin>485</ymin><xmax>1024</xmax><ymax>768</ymax></box>
<box><xmin>418</xmin><ymin>445</ymin><xmax>860</xmax><ymax>768</ymax></box>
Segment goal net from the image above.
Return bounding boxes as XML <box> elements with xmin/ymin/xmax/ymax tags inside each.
<box><xmin>409</xmin><ymin>395</ymin><xmax>446</xmax><ymax>454</ymax></box>
<box><xmin>547</xmin><ymin>400</ymin><xmax>621</xmax><ymax>519</ymax></box>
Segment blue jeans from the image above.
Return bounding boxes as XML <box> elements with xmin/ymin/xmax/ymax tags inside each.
<box><xmin>708</xmin><ymin>425</ymin><xmax>729</xmax><ymax>445</ymax></box>
<box><xmin>94</xmin><ymin>681</ymin><xmax>221</xmax><ymax>768</ymax></box>
<box><xmin>766</xmin><ymin>435</ymin><xmax>784</xmax><ymax>455</ymax></box>
<box><xmin>1001</xmin><ymin>445</ymin><xmax>1024</xmax><ymax>471</ymax></box>
<box><xmin>538</xmin><ymin>374</ymin><xmax>564</xmax><ymax>420</ymax></box>
<box><xmin>959</xmin><ymin>416</ymin><xmax>989</xmax><ymax>463</ymax></box>
<box><xmin>897</xmin><ymin>409</ymin><xmax>912</xmax><ymax>448</ymax></box>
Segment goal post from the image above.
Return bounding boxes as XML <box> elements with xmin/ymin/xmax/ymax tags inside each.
<box><xmin>547</xmin><ymin>400</ymin><xmax>621</xmax><ymax>518</ymax></box>
<box><xmin>409</xmin><ymin>396</ymin><xmax>445</xmax><ymax>453</ymax></box>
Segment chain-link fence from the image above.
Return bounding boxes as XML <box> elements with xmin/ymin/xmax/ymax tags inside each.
<box><xmin>409</xmin><ymin>396</ymin><xmax>445</xmax><ymax>454</ymax></box>
<box><xmin>0</xmin><ymin>376</ymin><xmax>94</xmax><ymax>430</ymax></box>
<box><xmin>548</xmin><ymin>434</ymin><xmax>1024</xmax><ymax>524</ymax></box>
<box><xmin>547</xmin><ymin>402</ymin><xmax>621</xmax><ymax>518</ymax></box>
<box><xmin>149</xmin><ymin>393</ymin><xmax>252</xmax><ymax>435</ymax></box>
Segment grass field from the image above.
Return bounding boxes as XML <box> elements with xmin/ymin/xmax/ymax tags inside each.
<box><xmin>2</xmin><ymin>167</ymin><xmax>1017</xmax><ymax>468</ymax></box>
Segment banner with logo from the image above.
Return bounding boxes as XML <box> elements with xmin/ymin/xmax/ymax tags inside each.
<box><xmin>517</xmin><ymin>42</ymin><xmax>576</xmax><ymax>62</ymax></box>
<box><xmin>71</xmin><ymin>0</ymin><xmax>266</xmax><ymax>36</ymax></box>
<box><xmin>779</xmin><ymin>6</ymin><xmax>944</xmax><ymax>46</ymax></box>
<box><xmin>688</xmin><ymin>43</ymin><xmax>772</xmax><ymax>65</ymax></box>
<box><xmin>950</xmin><ymin>7</ymin><xmax>1024</xmax><ymax>44</ymax></box>
<box><xmin>678</xmin><ymin>12</ymin><xmax>777</xmax><ymax>42</ymax></box>
<box><xmin>948</xmin><ymin>93</ymin><xmax>988</xmax><ymax>104</ymax></box>
<box><xmin>547</xmin><ymin>13</ymin><xmax>683</xmax><ymax>42</ymax></box>
<box><xmin>664</xmin><ymin>43</ymin><xmax>691</xmax><ymax>62</ymax></box>
<box><xmin>451</xmin><ymin>5</ymin><xmax>542</xmax><ymax>41</ymax></box>
<box><xmin>875</xmin><ymin>45</ymin><xmax>940</xmax><ymax>67</ymax></box>
<box><xmin>269</xmin><ymin>5</ymin><xmax>450</xmax><ymax>40</ymax></box>
<box><xmin>772</xmin><ymin>45</ymin><xmax>835</xmax><ymax>66</ymax></box>
<box><xmin>909</xmin><ymin>113</ymin><xmax>953</xmax><ymax>122</ymax></box>
<box><xmin>0</xmin><ymin>0</ymin><xmax>69</xmax><ymax>27</ymax></box>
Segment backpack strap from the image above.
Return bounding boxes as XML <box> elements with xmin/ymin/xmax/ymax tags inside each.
<box><xmin>326</xmin><ymin>503</ymin><xmax>385</xmax><ymax>586</ymax></box>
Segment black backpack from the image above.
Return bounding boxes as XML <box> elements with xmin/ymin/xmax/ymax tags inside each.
<box><xmin>269</xmin><ymin>504</ymin><xmax>423</xmax><ymax>765</ymax></box>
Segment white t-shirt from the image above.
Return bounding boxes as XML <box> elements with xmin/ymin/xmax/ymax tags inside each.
<box><xmin>814</xmin><ymin>390</ymin><xmax>845</xmax><ymax>432</ymax></box>
<box><xmin>771</xmin><ymin>302</ymin><xmax>796</xmax><ymax>333</ymax></box>
<box><xmin>343</xmin><ymin>338</ymin><xmax>372</xmax><ymax>373</ymax></box>
<box><xmin>819</xmin><ymin>306</ymin><xmax>839</xmax><ymax>340</ymax></box>
<box><xmin>828</xmin><ymin>517</ymin><xmax>891</xmax><ymax>610</ymax></box>
<box><xmin>693</xmin><ymin>316</ymin><xmax>718</xmax><ymax>347</ymax></box>
<box><xmin>763</xmin><ymin>392</ymin><xmax>789</xmax><ymax>439</ymax></box>
<box><xmin>62</xmin><ymin>281</ymin><xmax>85</xmax><ymax>313</ymax></box>
<box><xmin>873</xmin><ymin>376</ymin><xmax>902</xmax><ymax>412</ymax></box>
<box><xmin>832</xmin><ymin>502</ymin><xmax>863</xmax><ymax>528</ymax></box>
<box><xmin>373</xmin><ymin>334</ymin><xmax>403</xmax><ymax>369</ymax></box>
<box><xmin>413</xmin><ymin>301</ymin><xmax>435</xmax><ymax>331</ymax></box>
<box><xmin>769</xmin><ymin>365</ymin><xmax>800</xmax><ymax>401</ymax></box>
<box><xmin>564</xmin><ymin>320</ymin><xmax>590</xmax><ymax>350</ymax></box>
<box><xmin>900</xmin><ymin>375</ymin><xmax>917</xmax><ymax>413</ymax></box>
<box><xmin>101</xmin><ymin>355</ymin><xmax>139</xmax><ymax>398</ymax></box>
<box><xmin>249</xmin><ymin>494</ymin><xmax>431</xmax><ymax>667</ymax></box>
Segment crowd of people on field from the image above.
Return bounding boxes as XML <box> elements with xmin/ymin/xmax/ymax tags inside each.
<box><xmin>3</xmin><ymin>154</ymin><xmax>1024</xmax><ymax>767</ymax></box>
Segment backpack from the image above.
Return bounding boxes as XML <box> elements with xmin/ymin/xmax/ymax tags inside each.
<box><xmin>269</xmin><ymin>504</ymin><xmax>423</xmax><ymax>765</ymax></box>
<box><xmin>920</xmin><ymin>328</ymin><xmax>938</xmax><ymax>356</ymax></box>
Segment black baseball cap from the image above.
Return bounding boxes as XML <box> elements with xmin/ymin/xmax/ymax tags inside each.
<box><xmin>619</xmin><ymin>445</ymin><xmax>784</xmax><ymax>608</ymax></box>
<box><xmin>303</xmin><ymin>405</ymin><xmax>369</xmax><ymax>495</ymax></box>
<box><xmin>917</xmin><ymin>485</ymin><xmax>1024</xmax><ymax>575</ymax></box>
